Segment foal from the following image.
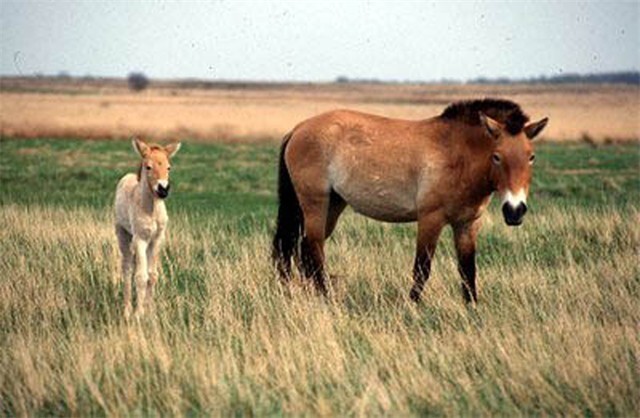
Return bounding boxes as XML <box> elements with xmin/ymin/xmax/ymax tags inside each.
<box><xmin>115</xmin><ymin>137</ymin><xmax>181</xmax><ymax>319</ymax></box>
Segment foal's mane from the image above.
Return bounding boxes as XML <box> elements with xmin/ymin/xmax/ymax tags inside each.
<box><xmin>136</xmin><ymin>144</ymin><xmax>165</xmax><ymax>180</ymax></box>
<box><xmin>440</xmin><ymin>98</ymin><xmax>529</xmax><ymax>135</ymax></box>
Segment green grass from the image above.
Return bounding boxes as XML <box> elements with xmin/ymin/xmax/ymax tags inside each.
<box><xmin>1</xmin><ymin>138</ymin><xmax>637</xmax><ymax>216</ymax></box>
<box><xmin>0</xmin><ymin>137</ymin><xmax>638</xmax><ymax>416</ymax></box>
<box><xmin>0</xmin><ymin>138</ymin><xmax>278</xmax><ymax>222</ymax></box>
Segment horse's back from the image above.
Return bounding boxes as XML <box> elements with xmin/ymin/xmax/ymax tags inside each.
<box><xmin>285</xmin><ymin>110</ymin><xmax>445</xmax><ymax>223</ymax></box>
<box><xmin>292</xmin><ymin>109</ymin><xmax>417</xmax><ymax>139</ymax></box>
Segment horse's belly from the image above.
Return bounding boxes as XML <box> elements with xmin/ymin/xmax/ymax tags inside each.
<box><xmin>327</xmin><ymin>145</ymin><xmax>424</xmax><ymax>223</ymax></box>
<box><xmin>333</xmin><ymin>180</ymin><xmax>418</xmax><ymax>223</ymax></box>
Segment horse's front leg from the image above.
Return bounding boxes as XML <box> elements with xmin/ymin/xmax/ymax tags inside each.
<box><xmin>410</xmin><ymin>212</ymin><xmax>445</xmax><ymax>302</ymax></box>
<box><xmin>453</xmin><ymin>219</ymin><xmax>482</xmax><ymax>304</ymax></box>
<box><xmin>132</xmin><ymin>237</ymin><xmax>149</xmax><ymax>318</ymax></box>
<box><xmin>146</xmin><ymin>230</ymin><xmax>165</xmax><ymax>307</ymax></box>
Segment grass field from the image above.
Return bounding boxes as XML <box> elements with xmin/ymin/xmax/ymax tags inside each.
<box><xmin>0</xmin><ymin>137</ymin><xmax>638</xmax><ymax>416</ymax></box>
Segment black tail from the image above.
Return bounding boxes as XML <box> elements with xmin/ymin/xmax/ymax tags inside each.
<box><xmin>272</xmin><ymin>133</ymin><xmax>303</xmax><ymax>280</ymax></box>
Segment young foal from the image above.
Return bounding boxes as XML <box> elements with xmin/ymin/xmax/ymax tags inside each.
<box><xmin>272</xmin><ymin>99</ymin><xmax>548</xmax><ymax>303</ymax></box>
<box><xmin>115</xmin><ymin>137</ymin><xmax>181</xmax><ymax>319</ymax></box>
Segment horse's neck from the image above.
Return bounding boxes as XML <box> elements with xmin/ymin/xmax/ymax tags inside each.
<box><xmin>455</xmin><ymin>136</ymin><xmax>495</xmax><ymax>197</ymax></box>
<box><xmin>137</xmin><ymin>179</ymin><xmax>159</xmax><ymax>215</ymax></box>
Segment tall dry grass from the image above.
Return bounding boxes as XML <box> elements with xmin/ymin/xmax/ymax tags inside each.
<box><xmin>0</xmin><ymin>203</ymin><xmax>638</xmax><ymax>416</ymax></box>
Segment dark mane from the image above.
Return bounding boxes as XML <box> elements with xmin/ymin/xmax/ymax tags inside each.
<box><xmin>440</xmin><ymin>98</ymin><xmax>529</xmax><ymax>135</ymax></box>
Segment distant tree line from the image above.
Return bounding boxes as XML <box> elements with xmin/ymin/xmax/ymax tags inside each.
<box><xmin>335</xmin><ymin>71</ymin><xmax>640</xmax><ymax>85</ymax></box>
<box><xmin>5</xmin><ymin>70</ymin><xmax>639</xmax><ymax>88</ymax></box>
<box><xmin>470</xmin><ymin>71</ymin><xmax>639</xmax><ymax>85</ymax></box>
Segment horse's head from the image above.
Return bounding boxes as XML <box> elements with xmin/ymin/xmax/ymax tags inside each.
<box><xmin>480</xmin><ymin>113</ymin><xmax>548</xmax><ymax>226</ymax></box>
<box><xmin>132</xmin><ymin>137</ymin><xmax>182</xmax><ymax>199</ymax></box>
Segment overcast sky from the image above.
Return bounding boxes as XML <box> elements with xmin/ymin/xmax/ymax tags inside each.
<box><xmin>1</xmin><ymin>1</ymin><xmax>638</xmax><ymax>82</ymax></box>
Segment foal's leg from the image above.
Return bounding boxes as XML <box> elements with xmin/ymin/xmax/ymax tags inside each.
<box><xmin>132</xmin><ymin>236</ymin><xmax>149</xmax><ymax>317</ymax></box>
<box><xmin>453</xmin><ymin>219</ymin><xmax>481</xmax><ymax>303</ymax></box>
<box><xmin>116</xmin><ymin>226</ymin><xmax>133</xmax><ymax>320</ymax></box>
<box><xmin>146</xmin><ymin>230</ymin><xmax>165</xmax><ymax>307</ymax></box>
<box><xmin>410</xmin><ymin>211</ymin><xmax>445</xmax><ymax>302</ymax></box>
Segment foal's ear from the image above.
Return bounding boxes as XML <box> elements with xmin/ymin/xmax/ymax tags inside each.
<box><xmin>132</xmin><ymin>137</ymin><xmax>150</xmax><ymax>157</ymax></box>
<box><xmin>479</xmin><ymin>112</ymin><xmax>502</xmax><ymax>139</ymax></box>
<box><xmin>164</xmin><ymin>142</ymin><xmax>182</xmax><ymax>158</ymax></box>
<box><xmin>524</xmin><ymin>117</ymin><xmax>549</xmax><ymax>140</ymax></box>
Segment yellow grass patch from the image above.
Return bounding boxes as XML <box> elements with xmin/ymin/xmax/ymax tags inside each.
<box><xmin>1</xmin><ymin>82</ymin><xmax>638</xmax><ymax>142</ymax></box>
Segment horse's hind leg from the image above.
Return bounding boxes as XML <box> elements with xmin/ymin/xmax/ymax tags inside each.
<box><xmin>325</xmin><ymin>191</ymin><xmax>346</xmax><ymax>239</ymax></box>
<box><xmin>285</xmin><ymin>136</ymin><xmax>333</xmax><ymax>294</ymax></box>
<box><xmin>116</xmin><ymin>226</ymin><xmax>133</xmax><ymax>319</ymax></box>
<box><xmin>298</xmin><ymin>195</ymin><xmax>330</xmax><ymax>295</ymax></box>
<box><xmin>293</xmin><ymin>193</ymin><xmax>343</xmax><ymax>286</ymax></box>
<box><xmin>300</xmin><ymin>236</ymin><xmax>327</xmax><ymax>294</ymax></box>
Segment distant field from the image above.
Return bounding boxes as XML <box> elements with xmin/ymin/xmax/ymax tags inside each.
<box><xmin>0</xmin><ymin>137</ymin><xmax>638</xmax><ymax>416</ymax></box>
<box><xmin>1</xmin><ymin>78</ymin><xmax>639</xmax><ymax>142</ymax></box>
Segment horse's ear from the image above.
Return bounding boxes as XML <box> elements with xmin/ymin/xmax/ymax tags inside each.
<box><xmin>524</xmin><ymin>117</ymin><xmax>549</xmax><ymax>140</ymax></box>
<box><xmin>132</xmin><ymin>137</ymin><xmax>150</xmax><ymax>157</ymax></box>
<box><xmin>479</xmin><ymin>112</ymin><xmax>502</xmax><ymax>139</ymax></box>
<box><xmin>165</xmin><ymin>142</ymin><xmax>182</xmax><ymax>158</ymax></box>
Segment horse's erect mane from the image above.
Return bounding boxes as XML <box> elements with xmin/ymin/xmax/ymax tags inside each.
<box><xmin>440</xmin><ymin>98</ymin><xmax>530</xmax><ymax>135</ymax></box>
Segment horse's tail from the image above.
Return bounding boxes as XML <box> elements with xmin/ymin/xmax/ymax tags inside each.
<box><xmin>271</xmin><ymin>132</ymin><xmax>302</xmax><ymax>279</ymax></box>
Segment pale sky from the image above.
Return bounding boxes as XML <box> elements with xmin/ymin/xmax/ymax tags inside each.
<box><xmin>1</xmin><ymin>1</ymin><xmax>638</xmax><ymax>82</ymax></box>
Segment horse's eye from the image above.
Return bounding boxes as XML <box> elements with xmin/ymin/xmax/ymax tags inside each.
<box><xmin>492</xmin><ymin>153</ymin><xmax>501</xmax><ymax>165</ymax></box>
<box><xmin>146</xmin><ymin>165</ymin><xmax>152</xmax><ymax>170</ymax></box>
<box><xmin>529</xmin><ymin>154</ymin><xmax>536</xmax><ymax>164</ymax></box>
<box><xmin>168</xmin><ymin>167</ymin><xmax>171</xmax><ymax>171</ymax></box>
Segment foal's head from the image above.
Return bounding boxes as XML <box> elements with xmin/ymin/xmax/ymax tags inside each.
<box><xmin>132</xmin><ymin>137</ymin><xmax>182</xmax><ymax>199</ymax></box>
<box><xmin>480</xmin><ymin>113</ymin><xmax>548</xmax><ymax>226</ymax></box>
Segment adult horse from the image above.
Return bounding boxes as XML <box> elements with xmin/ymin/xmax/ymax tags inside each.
<box><xmin>272</xmin><ymin>99</ymin><xmax>548</xmax><ymax>303</ymax></box>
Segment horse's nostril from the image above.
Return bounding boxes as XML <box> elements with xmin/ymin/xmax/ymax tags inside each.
<box><xmin>156</xmin><ymin>183</ymin><xmax>170</xmax><ymax>198</ymax></box>
<box><xmin>502</xmin><ymin>202</ymin><xmax>526</xmax><ymax>226</ymax></box>
<box><xmin>518</xmin><ymin>203</ymin><xmax>528</xmax><ymax>217</ymax></box>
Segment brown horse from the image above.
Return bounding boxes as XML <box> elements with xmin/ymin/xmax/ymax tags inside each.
<box><xmin>272</xmin><ymin>99</ymin><xmax>548</xmax><ymax>303</ymax></box>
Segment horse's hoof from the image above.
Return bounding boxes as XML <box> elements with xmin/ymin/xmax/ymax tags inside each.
<box><xmin>409</xmin><ymin>289</ymin><xmax>421</xmax><ymax>303</ymax></box>
<box><xmin>460</xmin><ymin>284</ymin><xmax>478</xmax><ymax>305</ymax></box>
<box><xmin>316</xmin><ymin>286</ymin><xmax>329</xmax><ymax>298</ymax></box>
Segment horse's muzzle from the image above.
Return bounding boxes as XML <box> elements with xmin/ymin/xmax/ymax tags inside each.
<box><xmin>502</xmin><ymin>202</ymin><xmax>527</xmax><ymax>226</ymax></box>
<box><xmin>156</xmin><ymin>183</ymin><xmax>170</xmax><ymax>199</ymax></box>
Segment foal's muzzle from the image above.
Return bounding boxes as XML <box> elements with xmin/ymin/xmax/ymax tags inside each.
<box><xmin>156</xmin><ymin>183</ymin><xmax>170</xmax><ymax>199</ymax></box>
<box><xmin>502</xmin><ymin>202</ymin><xmax>527</xmax><ymax>226</ymax></box>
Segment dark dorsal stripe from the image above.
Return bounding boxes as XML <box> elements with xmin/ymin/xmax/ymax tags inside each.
<box><xmin>440</xmin><ymin>98</ymin><xmax>530</xmax><ymax>135</ymax></box>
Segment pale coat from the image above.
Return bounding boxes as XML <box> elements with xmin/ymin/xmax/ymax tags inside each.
<box><xmin>115</xmin><ymin>138</ymin><xmax>180</xmax><ymax>319</ymax></box>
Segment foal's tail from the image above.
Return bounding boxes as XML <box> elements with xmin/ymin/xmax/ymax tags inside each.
<box><xmin>271</xmin><ymin>132</ymin><xmax>303</xmax><ymax>279</ymax></box>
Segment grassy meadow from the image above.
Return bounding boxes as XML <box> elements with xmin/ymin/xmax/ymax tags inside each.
<box><xmin>0</xmin><ymin>137</ymin><xmax>638</xmax><ymax>416</ymax></box>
